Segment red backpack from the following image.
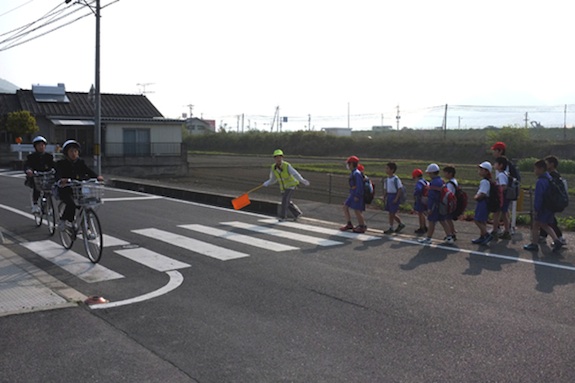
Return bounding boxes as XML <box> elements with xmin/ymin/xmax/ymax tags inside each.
<box><xmin>439</xmin><ymin>185</ymin><xmax>457</xmax><ymax>216</ymax></box>
<box><xmin>448</xmin><ymin>180</ymin><xmax>468</xmax><ymax>218</ymax></box>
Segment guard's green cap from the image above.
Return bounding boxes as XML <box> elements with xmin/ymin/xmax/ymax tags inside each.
<box><xmin>273</xmin><ymin>149</ymin><xmax>284</xmax><ymax>157</ymax></box>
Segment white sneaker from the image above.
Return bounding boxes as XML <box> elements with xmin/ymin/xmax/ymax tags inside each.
<box><xmin>443</xmin><ymin>236</ymin><xmax>455</xmax><ymax>245</ymax></box>
<box><xmin>418</xmin><ymin>237</ymin><xmax>432</xmax><ymax>245</ymax></box>
<box><xmin>31</xmin><ymin>204</ymin><xmax>40</xmax><ymax>214</ymax></box>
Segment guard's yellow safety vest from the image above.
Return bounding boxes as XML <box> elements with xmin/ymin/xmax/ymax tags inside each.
<box><xmin>272</xmin><ymin>161</ymin><xmax>299</xmax><ymax>191</ymax></box>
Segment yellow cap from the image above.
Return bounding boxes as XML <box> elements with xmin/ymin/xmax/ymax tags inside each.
<box><xmin>273</xmin><ymin>149</ymin><xmax>284</xmax><ymax>157</ymax></box>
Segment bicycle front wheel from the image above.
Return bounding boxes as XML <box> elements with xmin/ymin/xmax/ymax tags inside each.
<box><xmin>58</xmin><ymin>202</ymin><xmax>75</xmax><ymax>249</ymax></box>
<box><xmin>46</xmin><ymin>197</ymin><xmax>56</xmax><ymax>236</ymax></box>
<box><xmin>82</xmin><ymin>209</ymin><xmax>103</xmax><ymax>263</ymax></box>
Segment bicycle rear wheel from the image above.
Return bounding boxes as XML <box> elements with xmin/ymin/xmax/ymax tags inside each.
<box><xmin>58</xmin><ymin>202</ymin><xmax>75</xmax><ymax>249</ymax></box>
<box><xmin>46</xmin><ymin>197</ymin><xmax>56</xmax><ymax>236</ymax></box>
<box><xmin>82</xmin><ymin>209</ymin><xmax>103</xmax><ymax>263</ymax></box>
<box><xmin>33</xmin><ymin>197</ymin><xmax>42</xmax><ymax>227</ymax></box>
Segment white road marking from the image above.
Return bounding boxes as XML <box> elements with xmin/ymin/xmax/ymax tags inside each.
<box><xmin>21</xmin><ymin>240</ymin><xmax>124</xmax><ymax>283</ymax></box>
<box><xmin>103</xmin><ymin>196</ymin><xmax>163</xmax><ymax>202</ymax></box>
<box><xmin>259</xmin><ymin>218</ymin><xmax>381</xmax><ymax>241</ymax></box>
<box><xmin>90</xmin><ymin>270</ymin><xmax>184</xmax><ymax>309</ymax></box>
<box><xmin>179</xmin><ymin>224</ymin><xmax>300</xmax><ymax>252</ymax></box>
<box><xmin>220</xmin><ymin>221</ymin><xmax>343</xmax><ymax>247</ymax></box>
<box><xmin>102</xmin><ymin>235</ymin><xmax>130</xmax><ymax>247</ymax></box>
<box><xmin>133</xmin><ymin>228</ymin><xmax>250</xmax><ymax>261</ymax></box>
<box><xmin>114</xmin><ymin>247</ymin><xmax>191</xmax><ymax>271</ymax></box>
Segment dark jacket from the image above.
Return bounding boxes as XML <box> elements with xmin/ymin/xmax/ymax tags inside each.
<box><xmin>55</xmin><ymin>158</ymin><xmax>98</xmax><ymax>182</ymax></box>
<box><xmin>24</xmin><ymin>152</ymin><xmax>54</xmax><ymax>173</ymax></box>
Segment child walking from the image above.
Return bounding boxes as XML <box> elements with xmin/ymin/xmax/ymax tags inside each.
<box><xmin>523</xmin><ymin>160</ymin><xmax>563</xmax><ymax>251</ymax></box>
<box><xmin>472</xmin><ymin>161</ymin><xmax>494</xmax><ymax>245</ymax></box>
<box><xmin>383</xmin><ymin>162</ymin><xmax>405</xmax><ymax>234</ymax></box>
<box><xmin>340</xmin><ymin>156</ymin><xmax>367</xmax><ymax>233</ymax></box>
<box><xmin>412</xmin><ymin>169</ymin><xmax>428</xmax><ymax>234</ymax></box>
<box><xmin>418</xmin><ymin>163</ymin><xmax>452</xmax><ymax>245</ymax></box>
<box><xmin>443</xmin><ymin>165</ymin><xmax>458</xmax><ymax>241</ymax></box>
<box><xmin>491</xmin><ymin>156</ymin><xmax>512</xmax><ymax>240</ymax></box>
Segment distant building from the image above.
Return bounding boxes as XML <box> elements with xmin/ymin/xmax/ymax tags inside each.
<box><xmin>321</xmin><ymin>127</ymin><xmax>352</xmax><ymax>137</ymax></box>
<box><xmin>185</xmin><ymin>117</ymin><xmax>216</xmax><ymax>134</ymax></box>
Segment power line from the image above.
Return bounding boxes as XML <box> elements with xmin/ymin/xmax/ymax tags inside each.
<box><xmin>0</xmin><ymin>0</ymin><xmax>37</xmax><ymax>18</ymax></box>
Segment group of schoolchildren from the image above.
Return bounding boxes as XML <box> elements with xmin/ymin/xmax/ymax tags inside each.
<box><xmin>24</xmin><ymin>136</ymin><xmax>104</xmax><ymax>229</ymax></box>
<box><xmin>337</xmin><ymin>141</ymin><xmax>568</xmax><ymax>252</ymax></box>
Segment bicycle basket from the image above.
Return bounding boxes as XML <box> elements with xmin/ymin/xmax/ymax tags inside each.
<box><xmin>71</xmin><ymin>182</ymin><xmax>104</xmax><ymax>206</ymax></box>
<box><xmin>34</xmin><ymin>173</ymin><xmax>55</xmax><ymax>192</ymax></box>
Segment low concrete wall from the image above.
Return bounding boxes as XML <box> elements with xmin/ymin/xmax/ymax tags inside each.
<box><xmin>103</xmin><ymin>155</ymin><xmax>189</xmax><ymax>177</ymax></box>
<box><xmin>109</xmin><ymin>178</ymin><xmax>279</xmax><ymax>216</ymax></box>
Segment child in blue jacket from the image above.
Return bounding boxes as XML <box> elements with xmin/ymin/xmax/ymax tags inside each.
<box><xmin>418</xmin><ymin>163</ymin><xmax>452</xmax><ymax>245</ymax></box>
<box><xmin>340</xmin><ymin>156</ymin><xmax>367</xmax><ymax>233</ymax></box>
<box><xmin>523</xmin><ymin>160</ymin><xmax>563</xmax><ymax>251</ymax></box>
<box><xmin>412</xmin><ymin>168</ymin><xmax>428</xmax><ymax>234</ymax></box>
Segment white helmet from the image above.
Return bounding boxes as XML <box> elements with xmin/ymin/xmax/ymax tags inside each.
<box><xmin>62</xmin><ymin>139</ymin><xmax>81</xmax><ymax>155</ymax></box>
<box><xmin>32</xmin><ymin>136</ymin><xmax>47</xmax><ymax>145</ymax></box>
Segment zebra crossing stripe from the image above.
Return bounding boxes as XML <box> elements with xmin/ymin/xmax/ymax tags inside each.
<box><xmin>21</xmin><ymin>240</ymin><xmax>124</xmax><ymax>283</ymax></box>
<box><xmin>132</xmin><ymin>228</ymin><xmax>250</xmax><ymax>261</ymax></box>
<box><xmin>114</xmin><ymin>247</ymin><xmax>191</xmax><ymax>271</ymax></box>
<box><xmin>219</xmin><ymin>221</ymin><xmax>343</xmax><ymax>247</ymax></box>
<box><xmin>258</xmin><ymin>219</ymin><xmax>381</xmax><ymax>241</ymax></box>
<box><xmin>179</xmin><ymin>224</ymin><xmax>300</xmax><ymax>252</ymax></box>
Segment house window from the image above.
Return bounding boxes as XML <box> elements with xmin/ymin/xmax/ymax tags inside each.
<box><xmin>123</xmin><ymin>128</ymin><xmax>150</xmax><ymax>156</ymax></box>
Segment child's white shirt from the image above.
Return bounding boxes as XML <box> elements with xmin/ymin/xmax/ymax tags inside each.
<box><xmin>496</xmin><ymin>172</ymin><xmax>508</xmax><ymax>186</ymax></box>
<box><xmin>384</xmin><ymin>175</ymin><xmax>403</xmax><ymax>193</ymax></box>
<box><xmin>478</xmin><ymin>179</ymin><xmax>490</xmax><ymax>195</ymax></box>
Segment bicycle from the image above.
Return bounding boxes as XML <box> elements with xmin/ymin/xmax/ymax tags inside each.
<box><xmin>57</xmin><ymin>179</ymin><xmax>105</xmax><ymax>263</ymax></box>
<box><xmin>32</xmin><ymin>170</ymin><xmax>57</xmax><ymax>236</ymax></box>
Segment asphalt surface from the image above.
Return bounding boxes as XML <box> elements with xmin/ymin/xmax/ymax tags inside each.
<box><xmin>1</xmin><ymin>168</ymin><xmax>575</xmax><ymax>382</ymax></box>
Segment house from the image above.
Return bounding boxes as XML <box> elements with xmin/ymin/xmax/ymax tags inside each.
<box><xmin>185</xmin><ymin>117</ymin><xmax>216</xmax><ymax>135</ymax></box>
<box><xmin>0</xmin><ymin>83</ymin><xmax>188</xmax><ymax>176</ymax></box>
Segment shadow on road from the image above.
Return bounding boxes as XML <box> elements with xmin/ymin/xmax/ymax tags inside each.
<box><xmin>531</xmin><ymin>251</ymin><xmax>575</xmax><ymax>293</ymax></box>
<box><xmin>399</xmin><ymin>247</ymin><xmax>451</xmax><ymax>271</ymax></box>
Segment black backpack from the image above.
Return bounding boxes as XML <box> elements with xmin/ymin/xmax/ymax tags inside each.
<box><xmin>487</xmin><ymin>179</ymin><xmax>502</xmax><ymax>213</ymax></box>
<box><xmin>544</xmin><ymin>173</ymin><xmax>569</xmax><ymax>213</ymax></box>
<box><xmin>504</xmin><ymin>172</ymin><xmax>520</xmax><ymax>201</ymax></box>
<box><xmin>363</xmin><ymin>175</ymin><xmax>375</xmax><ymax>204</ymax></box>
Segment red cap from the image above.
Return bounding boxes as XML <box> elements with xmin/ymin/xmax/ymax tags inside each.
<box><xmin>357</xmin><ymin>164</ymin><xmax>365</xmax><ymax>172</ymax></box>
<box><xmin>346</xmin><ymin>155</ymin><xmax>359</xmax><ymax>164</ymax></box>
<box><xmin>412</xmin><ymin>169</ymin><xmax>423</xmax><ymax>178</ymax></box>
<box><xmin>491</xmin><ymin>141</ymin><xmax>506</xmax><ymax>151</ymax></box>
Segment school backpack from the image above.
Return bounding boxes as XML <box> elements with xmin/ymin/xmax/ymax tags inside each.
<box><xmin>504</xmin><ymin>172</ymin><xmax>520</xmax><ymax>201</ymax></box>
<box><xmin>487</xmin><ymin>179</ymin><xmax>502</xmax><ymax>213</ymax></box>
<box><xmin>393</xmin><ymin>176</ymin><xmax>407</xmax><ymax>205</ymax></box>
<box><xmin>439</xmin><ymin>185</ymin><xmax>457</xmax><ymax>216</ymax></box>
<box><xmin>363</xmin><ymin>175</ymin><xmax>375</xmax><ymax>204</ymax></box>
<box><xmin>448</xmin><ymin>181</ymin><xmax>468</xmax><ymax>218</ymax></box>
<box><xmin>544</xmin><ymin>173</ymin><xmax>569</xmax><ymax>213</ymax></box>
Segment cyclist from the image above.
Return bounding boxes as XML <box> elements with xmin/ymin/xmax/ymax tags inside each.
<box><xmin>24</xmin><ymin>136</ymin><xmax>55</xmax><ymax>213</ymax></box>
<box><xmin>55</xmin><ymin>140</ymin><xmax>103</xmax><ymax>228</ymax></box>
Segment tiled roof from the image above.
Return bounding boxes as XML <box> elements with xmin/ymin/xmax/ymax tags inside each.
<box><xmin>3</xmin><ymin>90</ymin><xmax>164</xmax><ymax>119</ymax></box>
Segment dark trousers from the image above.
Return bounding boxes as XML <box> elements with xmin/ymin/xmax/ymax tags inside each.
<box><xmin>59</xmin><ymin>187</ymin><xmax>76</xmax><ymax>222</ymax></box>
<box><xmin>26</xmin><ymin>176</ymin><xmax>41</xmax><ymax>202</ymax></box>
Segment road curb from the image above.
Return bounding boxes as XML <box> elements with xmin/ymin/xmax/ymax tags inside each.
<box><xmin>109</xmin><ymin>178</ymin><xmax>279</xmax><ymax>216</ymax></box>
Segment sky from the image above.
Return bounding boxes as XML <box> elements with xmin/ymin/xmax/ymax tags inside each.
<box><xmin>1</xmin><ymin>0</ymin><xmax>575</xmax><ymax>131</ymax></box>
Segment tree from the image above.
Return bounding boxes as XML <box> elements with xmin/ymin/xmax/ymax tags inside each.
<box><xmin>6</xmin><ymin>110</ymin><xmax>38</xmax><ymax>139</ymax></box>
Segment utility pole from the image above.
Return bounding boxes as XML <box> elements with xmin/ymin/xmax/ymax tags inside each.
<box><xmin>381</xmin><ymin>113</ymin><xmax>384</xmax><ymax>127</ymax></box>
<box><xmin>458</xmin><ymin>116</ymin><xmax>461</xmax><ymax>130</ymax></box>
<box><xmin>236</xmin><ymin>115</ymin><xmax>240</xmax><ymax>133</ymax></box>
<box><xmin>524</xmin><ymin>112</ymin><xmax>529</xmax><ymax>129</ymax></box>
<box><xmin>241</xmin><ymin>113</ymin><xmax>244</xmax><ymax>133</ymax></box>
<box><xmin>186</xmin><ymin>104</ymin><xmax>194</xmax><ymax>118</ymax></box>
<box><xmin>396</xmin><ymin>105</ymin><xmax>400</xmax><ymax>131</ymax></box>
<box><xmin>347</xmin><ymin>102</ymin><xmax>350</xmax><ymax>129</ymax></box>
<box><xmin>308</xmin><ymin>114</ymin><xmax>311</xmax><ymax>131</ymax></box>
<box><xmin>442</xmin><ymin>104</ymin><xmax>448</xmax><ymax>140</ymax></box>
<box><xmin>564</xmin><ymin>104</ymin><xmax>567</xmax><ymax>140</ymax></box>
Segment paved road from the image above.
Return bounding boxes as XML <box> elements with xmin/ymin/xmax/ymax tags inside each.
<box><xmin>1</xmin><ymin>170</ymin><xmax>575</xmax><ymax>382</ymax></box>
